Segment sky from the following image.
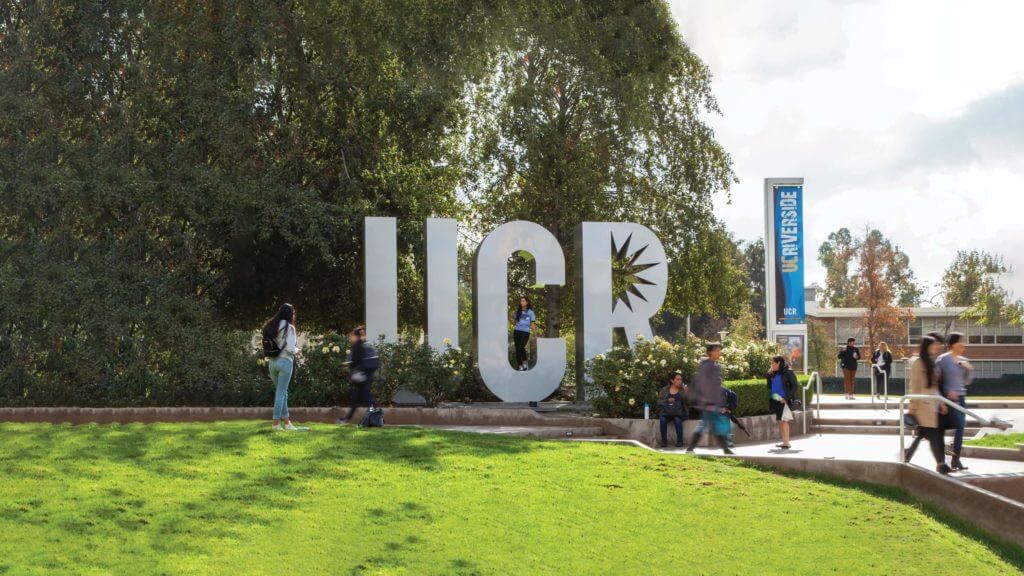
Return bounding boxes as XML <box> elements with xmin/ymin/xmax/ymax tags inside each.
<box><xmin>668</xmin><ymin>0</ymin><xmax>1024</xmax><ymax>304</ymax></box>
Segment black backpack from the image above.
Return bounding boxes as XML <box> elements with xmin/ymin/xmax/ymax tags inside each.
<box><xmin>360</xmin><ymin>344</ymin><xmax>380</xmax><ymax>371</ymax></box>
<box><xmin>262</xmin><ymin>327</ymin><xmax>283</xmax><ymax>358</ymax></box>
<box><xmin>359</xmin><ymin>407</ymin><xmax>384</xmax><ymax>428</ymax></box>
<box><xmin>722</xmin><ymin>387</ymin><xmax>739</xmax><ymax>412</ymax></box>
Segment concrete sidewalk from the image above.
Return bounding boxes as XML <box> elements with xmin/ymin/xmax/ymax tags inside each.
<box><xmin>679</xmin><ymin>433</ymin><xmax>1024</xmax><ymax>479</ymax></box>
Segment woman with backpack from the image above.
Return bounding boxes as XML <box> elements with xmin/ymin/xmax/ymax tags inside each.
<box><xmin>338</xmin><ymin>326</ymin><xmax>378</xmax><ymax>425</ymax></box>
<box><xmin>511</xmin><ymin>296</ymin><xmax>536</xmax><ymax>371</ymax></box>
<box><xmin>262</xmin><ymin>303</ymin><xmax>302</xmax><ymax>431</ymax></box>
<box><xmin>766</xmin><ymin>355</ymin><xmax>798</xmax><ymax>449</ymax></box>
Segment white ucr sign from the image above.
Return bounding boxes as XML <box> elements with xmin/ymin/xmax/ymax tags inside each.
<box><xmin>364</xmin><ymin>217</ymin><xmax>668</xmax><ymax>403</ymax></box>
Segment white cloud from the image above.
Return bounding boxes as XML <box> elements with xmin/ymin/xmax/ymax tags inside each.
<box><xmin>669</xmin><ymin>0</ymin><xmax>1024</xmax><ymax>300</ymax></box>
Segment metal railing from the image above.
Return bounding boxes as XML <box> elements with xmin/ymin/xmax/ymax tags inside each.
<box><xmin>897</xmin><ymin>394</ymin><xmax>1013</xmax><ymax>463</ymax></box>
<box><xmin>801</xmin><ymin>371</ymin><xmax>823</xmax><ymax>435</ymax></box>
<box><xmin>871</xmin><ymin>365</ymin><xmax>890</xmax><ymax>411</ymax></box>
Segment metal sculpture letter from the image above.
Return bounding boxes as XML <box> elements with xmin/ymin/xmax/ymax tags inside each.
<box><xmin>365</xmin><ymin>217</ymin><xmax>398</xmax><ymax>342</ymax></box>
<box><xmin>474</xmin><ymin>221</ymin><xmax>566</xmax><ymax>402</ymax></box>
<box><xmin>575</xmin><ymin>222</ymin><xmax>668</xmax><ymax>395</ymax></box>
<box><xmin>426</xmin><ymin>218</ymin><xmax>459</xmax><ymax>349</ymax></box>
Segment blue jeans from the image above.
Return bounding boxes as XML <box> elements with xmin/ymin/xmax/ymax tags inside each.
<box><xmin>659</xmin><ymin>415</ymin><xmax>684</xmax><ymax>445</ymax></box>
<box><xmin>949</xmin><ymin>395</ymin><xmax>967</xmax><ymax>454</ymax></box>
<box><xmin>269</xmin><ymin>357</ymin><xmax>294</xmax><ymax>420</ymax></box>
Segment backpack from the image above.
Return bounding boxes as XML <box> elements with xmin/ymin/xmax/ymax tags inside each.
<box><xmin>722</xmin><ymin>387</ymin><xmax>738</xmax><ymax>412</ymax></box>
<box><xmin>360</xmin><ymin>344</ymin><xmax>380</xmax><ymax>372</ymax></box>
<box><xmin>262</xmin><ymin>326</ymin><xmax>283</xmax><ymax>358</ymax></box>
<box><xmin>359</xmin><ymin>407</ymin><xmax>384</xmax><ymax>428</ymax></box>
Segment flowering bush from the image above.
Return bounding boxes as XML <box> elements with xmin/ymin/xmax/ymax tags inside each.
<box><xmin>586</xmin><ymin>335</ymin><xmax>780</xmax><ymax>418</ymax></box>
<box><xmin>286</xmin><ymin>332</ymin><xmax>350</xmax><ymax>405</ymax></box>
<box><xmin>376</xmin><ymin>337</ymin><xmax>467</xmax><ymax>406</ymax></box>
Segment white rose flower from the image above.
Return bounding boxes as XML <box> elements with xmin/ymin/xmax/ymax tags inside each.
<box><xmin>628</xmin><ymin>398</ymin><xmax>636</xmax><ymax>406</ymax></box>
<box><xmin>332</xmin><ymin>345</ymin><xmax>341</xmax><ymax>353</ymax></box>
<box><xmin>321</xmin><ymin>346</ymin><xmax>329</xmax><ymax>354</ymax></box>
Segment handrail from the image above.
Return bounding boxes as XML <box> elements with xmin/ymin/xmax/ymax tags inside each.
<box><xmin>800</xmin><ymin>371</ymin><xmax>822</xmax><ymax>435</ymax></box>
<box><xmin>897</xmin><ymin>394</ymin><xmax>1013</xmax><ymax>463</ymax></box>
<box><xmin>872</xmin><ymin>365</ymin><xmax>889</xmax><ymax>411</ymax></box>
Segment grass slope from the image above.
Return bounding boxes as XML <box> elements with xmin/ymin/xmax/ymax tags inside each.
<box><xmin>967</xmin><ymin>433</ymin><xmax>1024</xmax><ymax>449</ymax></box>
<box><xmin>0</xmin><ymin>422</ymin><xmax>1021</xmax><ymax>575</ymax></box>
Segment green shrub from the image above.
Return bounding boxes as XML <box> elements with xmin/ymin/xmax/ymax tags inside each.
<box><xmin>374</xmin><ymin>337</ymin><xmax>465</xmax><ymax>407</ymax></box>
<box><xmin>585</xmin><ymin>335</ymin><xmax>786</xmax><ymax>418</ymax></box>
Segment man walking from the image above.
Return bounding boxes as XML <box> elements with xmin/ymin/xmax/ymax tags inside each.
<box><xmin>837</xmin><ymin>337</ymin><xmax>861</xmax><ymax>400</ymax></box>
<box><xmin>686</xmin><ymin>343</ymin><xmax>734</xmax><ymax>455</ymax></box>
<box><xmin>938</xmin><ymin>332</ymin><xmax>973</xmax><ymax>471</ymax></box>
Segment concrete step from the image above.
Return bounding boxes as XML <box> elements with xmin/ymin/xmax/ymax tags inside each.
<box><xmin>814</xmin><ymin>399</ymin><xmax>1024</xmax><ymax>410</ymax></box>
<box><xmin>814</xmin><ymin>417</ymin><xmax>983</xmax><ymax>427</ymax></box>
<box><xmin>812</xmin><ymin>424</ymin><xmax>981</xmax><ymax>435</ymax></box>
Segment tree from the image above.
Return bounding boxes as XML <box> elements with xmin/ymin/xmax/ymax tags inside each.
<box><xmin>818</xmin><ymin>228</ymin><xmax>858</xmax><ymax>308</ymax></box>
<box><xmin>855</xmin><ymin>230</ymin><xmax>914</xmax><ymax>354</ymax></box>
<box><xmin>942</xmin><ymin>251</ymin><xmax>1024</xmax><ymax>326</ymax></box>
<box><xmin>0</xmin><ymin>0</ymin><xmax>502</xmax><ymax>400</ymax></box>
<box><xmin>806</xmin><ymin>318</ymin><xmax>833</xmax><ymax>374</ymax></box>
<box><xmin>818</xmin><ymin>227</ymin><xmax>921</xmax><ymax>309</ymax></box>
<box><xmin>742</xmin><ymin>238</ymin><xmax>766</xmax><ymax>334</ymax></box>
<box><xmin>466</xmin><ymin>0</ymin><xmax>746</xmax><ymax>340</ymax></box>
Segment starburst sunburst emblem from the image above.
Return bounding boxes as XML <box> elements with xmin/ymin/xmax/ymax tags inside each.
<box><xmin>610</xmin><ymin>232</ymin><xmax>660</xmax><ymax>311</ymax></box>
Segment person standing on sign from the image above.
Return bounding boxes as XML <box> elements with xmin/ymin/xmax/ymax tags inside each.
<box><xmin>510</xmin><ymin>296</ymin><xmax>536</xmax><ymax>371</ymax></box>
<box><xmin>837</xmin><ymin>337</ymin><xmax>861</xmax><ymax>400</ymax></box>
<box><xmin>871</xmin><ymin>342</ymin><xmax>893</xmax><ymax>398</ymax></box>
<box><xmin>686</xmin><ymin>343</ymin><xmax>734</xmax><ymax>455</ymax></box>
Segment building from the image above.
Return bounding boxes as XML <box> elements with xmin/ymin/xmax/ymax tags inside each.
<box><xmin>804</xmin><ymin>284</ymin><xmax>1024</xmax><ymax>379</ymax></box>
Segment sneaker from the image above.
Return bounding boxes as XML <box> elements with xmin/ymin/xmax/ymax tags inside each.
<box><xmin>283</xmin><ymin>423</ymin><xmax>309</xmax><ymax>432</ymax></box>
<box><xmin>272</xmin><ymin>424</ymin><xmax>283</xmax><ymax>432</ymax></box>
<box><xmin>722</xmin><ymin>448</ymin><xmax>735</xmax><ymax>455</ymax></box>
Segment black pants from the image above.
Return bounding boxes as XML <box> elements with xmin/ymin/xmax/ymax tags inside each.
<box><xmin>907</xmin><ymin>426</ymin><xmax>946</xmax><ymax>465</ymax></box>
<box><xmin>513</xmin><ymin>329</ymin><xmax>530</xmax><ymax>366</ymax></box>
<box><xmin>344</xmin><ymin>379</ymin><xmax>376</xmax><ymax>421</ymax></box>
<box><xmin>873</xmin><ymin>369</ymin><xmax>890</xmax><ymax>394</ymax></box>
<box><xmin>659</xmin><ymin>415</ymin><xmax>684</xmax><ymax>444</ymax></box>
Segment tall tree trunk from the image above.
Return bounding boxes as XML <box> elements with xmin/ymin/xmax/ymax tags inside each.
<box><xmin>544</xmin><ymin>285</ymin><xmax>561</xmax><ymax>339</ymax></box>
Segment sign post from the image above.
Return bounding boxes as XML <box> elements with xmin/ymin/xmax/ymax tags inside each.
<box><xmin>764</xmin><ymin>178</ymin><xmax>808</xmax><ymax>373</ymax></box>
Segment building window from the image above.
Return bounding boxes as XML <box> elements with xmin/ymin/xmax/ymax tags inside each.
<box><xmin>996</xmin><ymin>335</ymin><xmax>1023</xmax><ymax>344</ymax></box>
<box><xmin>909</xmin><ymin>323</ymin><xmax>922</xmax><ymax>345</ymax></box>
<box><xmin>968</xmin><ymin>335</ymin><xmax>982</xmax><ymax>344</ymax></box>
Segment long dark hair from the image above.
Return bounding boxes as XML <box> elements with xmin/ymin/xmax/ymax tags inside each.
<box><xmin>262</xmin><ymin>303</ymin><xmax>295</xmax><ymax>339</ymax></box>
<box><xmin>771</xmin><ymin>355</ymin><xmax>789</xmax><ymax>373</ymax></box>
<box><xmin>514</xmin><ymin>296</ymin><xmax>532</xmax><ymax>322</ymax></box>
<box><xmin>918</xmin><ymin>334</ymin><xmax>939</xmax><ymax>388</ymax></box>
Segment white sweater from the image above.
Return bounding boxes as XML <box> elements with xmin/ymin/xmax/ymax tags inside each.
<box><xmin>275</xmin><ymin>320</ymin><xmax>299</xmax><ymax>360</ymax></box>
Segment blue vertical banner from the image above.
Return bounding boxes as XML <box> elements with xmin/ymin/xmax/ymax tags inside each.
<box><xmin>773</xmin><ymin>185</ymin><xmax>805</xmax><ymax>324</ymax></box>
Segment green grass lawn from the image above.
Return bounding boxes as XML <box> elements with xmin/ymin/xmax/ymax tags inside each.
<box><xmin>1</xmin><ymin>422</ymin><xmax>1022</xmax><ymax>575</ymax></box>
<box><xmin>967</xmin><ymin>433</ymin><xmax>1024</xmax><ymax>449</ymax></box>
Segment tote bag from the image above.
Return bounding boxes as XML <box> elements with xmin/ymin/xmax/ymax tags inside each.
<box><xmin>781</xmin><ymin>403</ymin><xmax>794</xmax><ymax>422</ymax></box>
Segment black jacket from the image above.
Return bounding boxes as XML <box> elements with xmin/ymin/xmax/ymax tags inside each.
<box><xmin>837</xmin><ymin>346</ymin><xmax>861</xmax><ymax>371</ymax></box>
<box><xmin>658</xmin><ymin>385</ymin><xmax>687</xmax><ymax>417</ymax></box>
<box><xmin>766</xmin><ymin>368</ymin><xmax>799</xmax><ymax>405</ymax></box>
<box><xmin>871</xmin><ymin>350</ymin><xmax>893</xmax><ymax>374</ymax></box>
